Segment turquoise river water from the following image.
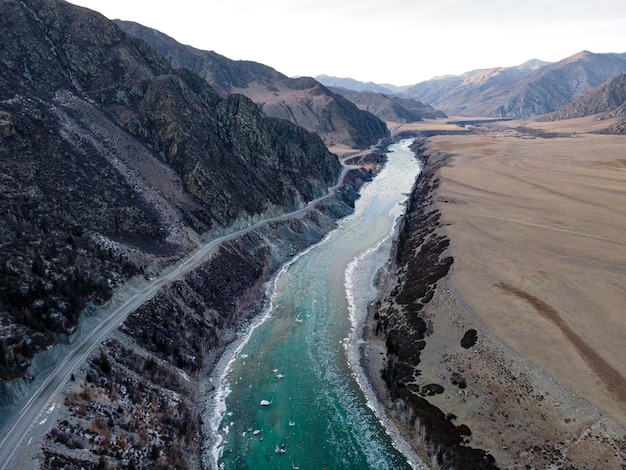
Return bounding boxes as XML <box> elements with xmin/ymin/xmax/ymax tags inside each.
<box><xmin>208</xmin><ymin>140</ymin><xmax>427</xmax><ymax>469</ymax></box>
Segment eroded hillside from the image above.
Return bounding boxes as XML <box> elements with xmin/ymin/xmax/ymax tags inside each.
<box><xmin>0</xmin><ymin>0</ymin><xmax>341</xmax><ymax>383</ymax></box>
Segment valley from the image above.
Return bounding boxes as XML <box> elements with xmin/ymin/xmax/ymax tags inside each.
<box><xmin>1</xmin><ymin>1</ymin><xmax>626</xmax><ymax>469</ymax></box>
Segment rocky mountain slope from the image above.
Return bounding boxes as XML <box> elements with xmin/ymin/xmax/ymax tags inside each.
<box><xmin>403</xmin><ymin>59</ymin><xmax>548</xmax><ymax>116</ymax></box>
<box><xmin>406</xmin><ymin>52</ymin><xmax>626</xmax><ymax>117</ymax></box>
<box><xmin>0</xmin><ymin>0</ymin><xmax>342</xmax><ymax>384</ymax></box>
<box><xmin>115</xmin><ymin>21</ymin><xmax>390</xmax><ymax>149</ymax></box>
<box><xmin>327</xmin><ymin>87</ymin><xmax>447</xmax><ymax>122</ymax></box>
<box><xmin>38</xmin><ymin>176</ymin><xmax>375</xmax><ymax>469</ymax></box>
<box><xmin>541</xmin><ymin>73</ymin><xmax>626</xmax><ymax>122</ymax></box>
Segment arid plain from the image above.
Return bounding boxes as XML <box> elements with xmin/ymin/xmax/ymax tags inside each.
<box><xmin>381</xmin><ymin>117</ymin><xmax>626</xmax><ymax>467</ymax></box>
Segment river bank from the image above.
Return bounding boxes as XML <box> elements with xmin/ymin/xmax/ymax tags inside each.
<box><xmin>362</xmin><ymin>139</ymin><xmax>498</xmax><ymax>469</ymax></box>
<box><xmin>363</xmin><ymin>133</ymin><xmax>626</xmax><ymax>469</ymax></box>
<box><xmin>205</xmin><ymin>140</ymin><xmax>423</xmax><ymax>470</ymax></box>
<box><xmin>9</xmin><ymin>146</ymin><xmax>387</xmax><ymax>469</ymax></box>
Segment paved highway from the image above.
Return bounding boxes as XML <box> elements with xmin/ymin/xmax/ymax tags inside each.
<box><xmin>0</xmin><ymin>163</ymin><xmax>357</xmax><ymax>469</ymax></box>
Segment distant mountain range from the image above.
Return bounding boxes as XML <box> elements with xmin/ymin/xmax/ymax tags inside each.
<box><xmin>115</xmin><ymin>21</ymin><xmax>390</xmax><ymax>149</ymax></box>
<box><xmin>315</xmin><ymin>75</ymin><xmax>397</xmax><ymax>94</ymax></box>
<box><xmin>317</xmin><ymin>52</ymin><xmax>626</xmax><ymax>119</ymax></box>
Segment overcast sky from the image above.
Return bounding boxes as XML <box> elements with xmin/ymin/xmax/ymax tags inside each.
<box><xmin>68</xmin><ymin>0</ymin><xmax>626</xmax><ymax>85</ymax></box>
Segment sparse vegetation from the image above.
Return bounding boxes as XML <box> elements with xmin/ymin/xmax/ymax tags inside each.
<box><xmin>372</xmin><ymin>141</ymin><xmax>497</xmax><ymax>469</ymax></box>
<box><xmin>44</xmin><ymin>337</ymin><xmax>201</xmax><ymax>469</ymax></box>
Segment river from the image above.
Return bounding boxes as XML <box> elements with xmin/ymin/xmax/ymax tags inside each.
<box><xmin>207</xmin><ymin>140</ymin><xmax>426</xmax><ymax>469</ymax></box>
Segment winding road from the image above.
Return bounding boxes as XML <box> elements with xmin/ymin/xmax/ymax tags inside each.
<box><xmin>0</xmin><ymin>158</ymin><xmax>364</xmax><ymax>469</ymax></box>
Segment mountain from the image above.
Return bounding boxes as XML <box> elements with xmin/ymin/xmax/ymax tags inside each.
<box><xmin>0</xmin><ymin>0</ymin><xmax>342</xmax><ymax>382</ymax></box>
<box><xmin>541</xmin><ymin>73</ymin><xmax>626</xmax><ymax>121</ymax></box>
<box><xmin>405</xmin><ymin>59</ymin><xmax>550</xmax><ymax>116</ymax></box>
<box><xmin>315</xmin><ymin>75</ymin><xmax>396</xmax><ymax>94</ymax></box>
<box><xmin>498</xmin><ymin>51</ymin><xmax>626</xmax><ymax>118</ymax></box>
<box><xmin>405</xmin><ymin>52</ymin><xmax>626</xmax><ymax>117</ymax></box>
<box><xmin>327</xmin><ymin>87</ymin><xmax>447</xmax><ymax>122</ymax></box>
<box><xmin>115</xmin><ymin>21</ymin><xmax>390</xmax><ymax>149</ymax></box>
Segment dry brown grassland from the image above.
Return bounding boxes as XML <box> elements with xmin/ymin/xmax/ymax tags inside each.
<box><xmin>383</xmin><ymin>116</ymin><xmax>626</xmax><ymax>468</ymax></box>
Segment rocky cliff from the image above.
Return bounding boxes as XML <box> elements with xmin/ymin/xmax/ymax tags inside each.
<box><xmin>114</xmin><ymin>21</ymin><xmax>390</xmax><ymax>149</ymax></box>
<box><xmin>0</xmin><ymin>0</ymin><xmax>341</xmax><ymax>383</ymax></box>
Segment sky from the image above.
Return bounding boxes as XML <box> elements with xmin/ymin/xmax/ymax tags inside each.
<box><xmin>67</xmin><ymin>0</ymin><xmax>626</xmax><ymax>86</ymax></box>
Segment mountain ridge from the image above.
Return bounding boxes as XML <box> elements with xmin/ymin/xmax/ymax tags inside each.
<box><xmin>539</xmin><ymin>72</ymin><xmax>626</xmax><ymax>134</ymax></box>
<box><xmin>315</xmin><ymin>74</ymin><xmax>396</xmax><ymax>94</ymax></box>
<box><xmin>541</xmin><ymin>72</ymin><xmax>626</xmax><ymax>121</ymax></box>
<box><xmin>115</xmin><ymin>20</ymin><xmax>390</xmax><ymax>149</ymax></box>
<box><xmin>320</xmin><ymin>52</ymin><xmax>626</xmax><ymax>118</ymax></box>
